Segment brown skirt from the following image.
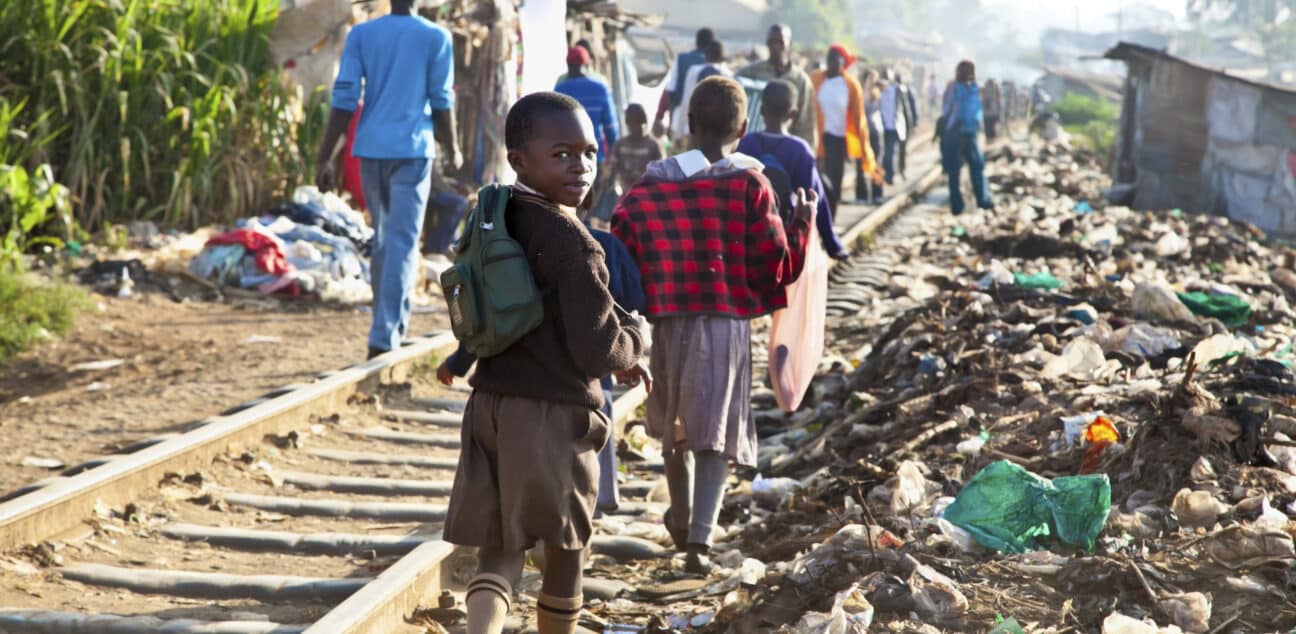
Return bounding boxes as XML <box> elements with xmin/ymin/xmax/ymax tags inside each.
<box><xmin>443</xmin><ymin>390</ymin><xmax>610</xmax><ymax>552</ymax></box>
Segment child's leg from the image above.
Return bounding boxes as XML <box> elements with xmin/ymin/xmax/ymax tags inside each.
<box><xmin>536</xmin><ymin>545</ymin><xmax>585</xmax><ymax>634</ymax></box>
<box><xmin>466</xmin><ymin>547</ymin><xmax>525</xmax><ymax>634</ymax></box>
<box><xmin>596</xmin><ymin>388</ymin><xmax>619</xmax><ymax>511</ymax></box>
<box><xmin>688</xmin><ymin>450</ymin><xmax>731</xmax><ymax>549</ymax></box>
<box><xmin>662</xmin><ymin>445</ymin><xmax>694</xmax><ymax>550</ymax></box>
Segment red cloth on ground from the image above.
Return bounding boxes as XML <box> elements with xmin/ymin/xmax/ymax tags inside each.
<box><xmin>612</xmin><ymin>170</ymin><xmax>810</xmax><ymax>319</ymax></box>
<box><xmin>207</xmin><ymin>229</ymin><xmax>291</xmax><ymax>276</ymax></box>
<box><xmin>342</xmin><ymin>104</ymin><xmax>366</xmax><ymax>209</ymax></box>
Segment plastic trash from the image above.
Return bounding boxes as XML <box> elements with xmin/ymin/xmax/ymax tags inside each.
<box><xmin>1042</xmin><ymin>337</ymin><xmax>1107</xmax><ymax>380</ymax></box>
<box><xmin>1132</xmin><ymin>282</ymin><xmax>1195</xmax><ymax>323</ymax></box>
<box><xmin>1081</xmin><ymin>416</ymin><xmax>1119</xmax><ymax>474</ymax></box>
<box><xmin>1171</xmin><ymin>488</ymin><xmax>1228</xmax><ymax>529</ymax></box>
<box><xmin>1155</xmin><ymin>232</ymin><xmax>1190</xmax><ymax>257</ymax></box>
<box><xmin>1101</xmin><ymin>613</ymin><xmax>1178</xmax><ymax>634</ymax></box>
<box><xmin>1061</xmin><ymin>411</ymin><xmax>1107</xmax><ymax>447</ymax></box>
<box><xmin>906</xmin><ymin>556</ymin><xmax>969</xmax><ymax>619</ymax></box>
<box><xmin>891</xmin><ymin>461</ymin><xmax>928</xmax><ymax>515</ymax></box>
<box><xmin>789</xmin><ymin>582</ymin><xmax>873</xmax><ymax>634</ymax></box>
<box><xmin>1105</xmin><ymin>323</ymin><xmax>1181</xmax><ymax>357</ymax></box>
<box><xmin>942</xmin><ymin>460</ymin><xmax>1112</xmax><ymax>553</ymax></box>
<box><xmin>768</xmin><ymin>220</ymin><xmax>828</xmax><ymax>412</ymax></box>
<box><xmin>1176</xmin><ymin>292</ymin><xmax>1251</xmax><ymax>328</ymax></box>
<box><xmin>1158</xmin><ymin>592</ymin><xmax>1211</xmax><ymax>634</ymax></box>
<box><xmin>1066</xmin><ymin>303</ymin><xmax>1098</xmax><ymax>325</ymax></box>
<box><xmin>1083</xmin><ymin>223</ymin><xmax>1121</xmax><ymax>246</ymax></box>
<box><xmin>1013</xmin><ymin>271</ymin><xmax>1063</xmax><ymax>290</ymax></box>
<box><xmin>990</xmin><ymin>617</ymin><xmax>1026</xmax><ymax>634</ymax></box>
<box><xmin>956</xmin><ymin>435</ymin><xmax>986</xmax><ymax>457</ymax></box>
<box><xmin>1190</xmin><ymin>333</ymin><xmax>1248</xmax><ymax>366</ymax></box>
<box><xmin>977</xmin><ymin>259</ymin><xmax>1015</xmax><ymax>288</ymax></box>
<box><xmin>1073</xmin><ymin>200</ymin><xmax>1093</xmax><ymax>214</ymax></box>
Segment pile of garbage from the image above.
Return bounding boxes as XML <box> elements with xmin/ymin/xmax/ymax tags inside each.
<box><xmin>187</xmin><ymin>186</ymin><xmax>375</xmax><ymax>304</ymax></box>
<box><xmin>581</xmin><ymin>141</ymin><xmax>1296</xmax><ymax>633</ymax></box>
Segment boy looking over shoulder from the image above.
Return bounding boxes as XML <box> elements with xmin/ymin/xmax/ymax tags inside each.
<box><xmin>442</xmin><ymin>92</ymin><xmax>649</xmax><ymax>634</ymax></box>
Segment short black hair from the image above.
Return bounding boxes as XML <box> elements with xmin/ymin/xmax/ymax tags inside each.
<box><xmin>505</xmin><ymin>92</ymin><xmax>584</xmax><ymax>150</ymax></box>
<box><xmin>705</xmin><ymin>40</ymin><xmax>724</xmax><ymax>63</ymax></box>
<box><xmin>696</xmin><ymin>28</ymin><xmax>715</xmax><ymax>49</ymax></box>
<box><xmin>625</xmin><ymin>103</ymin><xmax>647</xmax><ymax>120</ymax></box>
<box><xmin>762</xmin><ymin>79</ymin><xmax>797</xmax><ymax>118</ymax></box>
<box><xmin>688</xmin><ymin>76</ymin><xmax>746</xmax><ymax>140</ymax></box>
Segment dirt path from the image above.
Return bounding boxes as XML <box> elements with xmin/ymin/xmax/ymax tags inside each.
<box><xmin>0</xmin><ymin>290</ymin><xmax>448</xmax><ymax>494</ymax></box>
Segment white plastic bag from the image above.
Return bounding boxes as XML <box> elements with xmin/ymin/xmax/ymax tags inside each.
<box><xmin>768</xmin><ymin>218</ymin><xmax>829</xmax><ymax>412</ymax></box>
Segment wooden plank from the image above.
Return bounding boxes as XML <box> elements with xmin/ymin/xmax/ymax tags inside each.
<box><xmin>279</xmin><ymin>470</ymin><xmax>454</xmax><ymax>497</ymax></box>
<box><xmin>60</xmin><ymin>563</ymin><xmax>368</xmax><ymax>602</ymax></box>
<box><xmin>303</xmin><ymin>448</ymin><xmax>458</xmax><ymax>470</ymax></box>
<box><xmin>0</xmin><ymin>609</ymin><xmax>305</xmax><ymax>633</ymax></box>
<box><xmin>223</xmin><ymin>492</ymin><xmax>447</xmax><ymax>522</ymax></box>
<box><xmin>347</xmin><ymin>428</ymin><xmax>461</xmax><ymax>449</ymax></box>
<box><xmin>159</xmin><ymin>523</ymin><xmax>428</xmax><ymax>556</ymax></box>
<box><xmin>0</xmin><ymin>333</ymin><xmax>457</xmax><ymax>550</ymax></box>
<box><xmin>381</xmin><ymin>410</ymin><xmax>462</xmax><ymax>427</ymax></box>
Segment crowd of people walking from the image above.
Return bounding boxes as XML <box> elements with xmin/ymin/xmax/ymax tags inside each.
<box><xmin>314</xmin><ymin>5</ymin><xmax>1023</xmax><ymax>630</ymax></box>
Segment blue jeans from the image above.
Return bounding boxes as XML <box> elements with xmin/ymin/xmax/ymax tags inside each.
<box><xmin>361</xmin><ymin>158</ymin><xmax>432</xmax><ymax>352</ymax></box>
<box><xmin>598</xmin><ymin>387</ymin><xmax>619</xmax><ymax>510</ymax></box>
<box><xmin>940</xmin><ymin>131</ymin><xmax>991</xmax><ymax>215</ymax></box>
<box><xmin>883</xmin><ymin>129</ymin><xmax>901</xmax><ymax>184</ymax></box>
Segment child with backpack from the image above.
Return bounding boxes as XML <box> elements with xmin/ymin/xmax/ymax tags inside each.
<box><xmin>735</xmin><ymin>80</ymin><xmax>846</xmax><ymax>260</ymax></box>
<box><xmin>940</xmin><ymin>59</ymin><xmax>993</xmax><ymax>215</ymax></box>
<box><xmin>437</xmin><ymin>223</ymin><xmax>646</xmax><ymax>515</ymax></box>
<box><xmin>440</xmin><ymin>92</ymin><xmax>649</xmax><ymax>634</ymax></box>
<box><xmin>612</xmin><ymin>76</ymin><xmax>815</xmax><ymax>574</ymax></box>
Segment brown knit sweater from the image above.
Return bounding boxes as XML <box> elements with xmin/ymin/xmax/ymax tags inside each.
<box><xmin>470</xmin><ymin>187</ymin><xmax>646</xmax><ymax>409</ymax></box>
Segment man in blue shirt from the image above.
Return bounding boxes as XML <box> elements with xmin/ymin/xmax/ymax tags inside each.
<box><xmin>554</xmin><ymin>46</ymin><xmax>619</xmax><ymax>163</ymax></box>
<box><xmin>315</xmin><ymin>0</ymin><xmax>460</xmax><ymax>360</ymax></box>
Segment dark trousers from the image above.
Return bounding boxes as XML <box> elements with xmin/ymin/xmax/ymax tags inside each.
<box><xmin>856</xmin><ymin>127</ymin><xmax>883</xmax><ymax>201</ymax></box>
<box><xmin>940</xmin><ymin>131</ymin><xmax>991</xmax><ymax>214</ymax></box>
<box><xmin>821</xmin><ymin>133</ymin><xmax>847</xmax><ymax>213</ymax></box>
<box><xmin>882</xmin><ymin>129</ymin><xmax>901</xmax><ymax>184</ymax></box>
<box><xmin>985</xmin><ymin>115</ymin><xmax>1000</xmax><ymax>141</ymax></box>
<box><xmin>898</xmin><ymin>136</ymin><xmax>909</xmax><ymax>177</ymax></box>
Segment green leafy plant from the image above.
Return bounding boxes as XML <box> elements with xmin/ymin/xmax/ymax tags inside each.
<box><xmin>0</xmin><ymin>267</ymin><xmax>89</xmax><ymax>364</ymax></box>
<box><xmin>0</xmin><ymin>163</ymin><xmax>73</xmax><ymax>270</ymax></box>
<box><xmin>0</xmin><ymin>1</ymin><xmax>323</xmax><ymax>233</ymax></box>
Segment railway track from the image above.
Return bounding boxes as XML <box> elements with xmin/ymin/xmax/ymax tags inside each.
<box><xmin>0</xmin><ymin>160</ymin><xmax>949</xmax><ymax>633</ymax></box>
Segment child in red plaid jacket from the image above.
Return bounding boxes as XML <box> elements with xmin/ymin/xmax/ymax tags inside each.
<box><xmin>612</xmin><ymin>76</ymin><xmax>817</xmax><ymax>573</ymax></box>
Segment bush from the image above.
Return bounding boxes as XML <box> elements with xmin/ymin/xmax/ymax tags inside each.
<box><xmin>0</xmin><ymin>1</ymin><xmax>326</xmax><ymax>233</ymax></box>
<box><xmin>1053</xmin><ymin>93</ymin><xmax>1118</xmax><ymax>166</ymax></box>
<box><xmin>0</xmin><ymin>267</ymin><xmax>88</xmax><ymax>364</ymax></box>
<box><xmin>1052</xmin><ymin>93</ymin><xmax>1118</xmax><ymax>127</ymax></box>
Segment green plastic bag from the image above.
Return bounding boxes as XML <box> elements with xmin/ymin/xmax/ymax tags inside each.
<box><xmin>1013</xmin><ymin>271</ymin><xmax>1063</xmax><ymax>290</ymax></box>
<box><xmin>1175</xmin><ymin>292</ymin><xmax>1251</xmax><ymax>328</ymax></box>
<box><xmin>943</xmin><ymin>460</ymin><xmax>1111</xmax><ymax>554</ymax></box>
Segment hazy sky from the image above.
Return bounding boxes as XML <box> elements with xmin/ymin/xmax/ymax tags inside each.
<box><xmin>987</xmin><ymin>0</ymin><xmax>1187</xmax><ymax>34</ymax></box>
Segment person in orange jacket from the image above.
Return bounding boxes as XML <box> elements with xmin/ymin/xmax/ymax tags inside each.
<box><xmin>811</xmin><ymin>44</ymin><xmax>881</xmax><ymax>214</ymax></box>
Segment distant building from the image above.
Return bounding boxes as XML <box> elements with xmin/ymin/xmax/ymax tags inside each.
<box><xmin>1106</xmin><ymin>42</ymin><xmax>1296</xmax><ymax>234</ymax></box>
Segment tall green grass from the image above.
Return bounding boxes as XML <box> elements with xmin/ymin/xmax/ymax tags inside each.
<box><xmin>0</xmin><ymin>0</ymin><xmax>327</xmax><ymax>235</ymax></box>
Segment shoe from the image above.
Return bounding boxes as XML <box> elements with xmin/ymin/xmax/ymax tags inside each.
<box><xmin>684</xmin><ymin>546</ymin><xmax>714</xmax><ymax>575</ymax></box>
<box><xmin>367</xmin><ymin>346</ymin><xmax>387</xmax><ymax>360</ymax></box>
<box><xmin>828</xmin><ymin>248</ymin><xmax>851</xmax><ymax>261</ymax></box>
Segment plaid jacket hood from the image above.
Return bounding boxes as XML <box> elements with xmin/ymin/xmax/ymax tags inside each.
<box><xmin>612</xmin><ymin>151</ymin><xmax>810</xmax><ymax>320</ymax></box>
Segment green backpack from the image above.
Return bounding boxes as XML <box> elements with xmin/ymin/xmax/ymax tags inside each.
<box><xmin>440</xmin><ymin>184</ymin><xmax>544</xmax><ymax>357</ymax></box>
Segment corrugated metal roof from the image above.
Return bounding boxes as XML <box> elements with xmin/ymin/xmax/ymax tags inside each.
<box><xmin>1105</xmin><ymin>41</ymin><xmax>1296</xmax><ymax>96</ymax></box>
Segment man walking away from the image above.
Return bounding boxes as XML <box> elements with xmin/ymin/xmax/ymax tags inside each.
<box><xmin>316</xmin><ymin>0</ymin><xmax>460</xmax><ymax>360</ymax></box>
<box><xmin>672</xmin><ymin>40</ymin><xmax>732</xmax><ymax>146</ymax></box>
<box><xmin>738</xmin><ymin>24</ymin><xmax>818</xmax><ymax>150</ymax></box>
<box><xmin>895</xmin><ymin>71</ymin><xmax>919</xmax><ymax>179</ymax></box>
<box><xmin>654</xmin><ymin>28</ymin><xmax>714</xmax><ymax>141</ymax></box>
<box><xmin>879</xmin><ymin>68</ymin><xmax>906</xmax><ymax>185</ymax></box>
<box><xmin>983</xmin><ymin>78</ymin><xmax>1002</xmax><ymax>141</ymax></box>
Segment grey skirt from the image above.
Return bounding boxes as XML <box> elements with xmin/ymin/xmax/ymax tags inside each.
<box><xmin>646</xmin><ymin>315</ymin><xmax>756</xmax><ymax>467</ymax></box>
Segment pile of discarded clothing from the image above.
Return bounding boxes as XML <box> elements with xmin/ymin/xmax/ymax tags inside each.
<box><xmin>189</xmin><ymin>187</ymin><xmax>374</xmax><ymax>303</ymax></box>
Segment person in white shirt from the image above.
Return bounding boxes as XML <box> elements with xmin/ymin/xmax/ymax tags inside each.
<box><xmin>672</xmin><ymin>40</ymin><xmax>732</xmax><ymax>146</ymax></box>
